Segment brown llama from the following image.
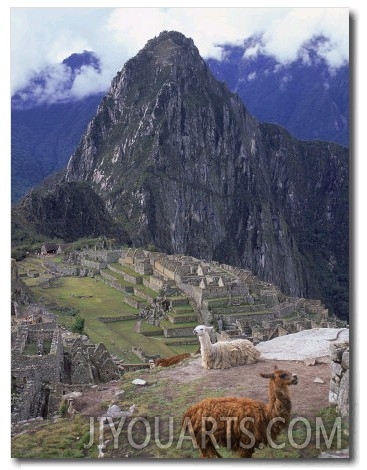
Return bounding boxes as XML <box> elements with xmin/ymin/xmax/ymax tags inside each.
<box><xmin>153</xmin><ymin>352</ymin><xmax>191</xmax><ymax>367</ymax></box>
<box><xmin>181</xmin><ymin>366</ymin><xmax>298</xmax><ymax>458</ymax></box>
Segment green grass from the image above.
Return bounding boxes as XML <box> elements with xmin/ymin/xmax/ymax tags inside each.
<box><xmin>22</xmin><ymin>340</ymin><xmax>52</xmax><ymax>356</ymax></box>
<box><xmin>11</xmin><ymin>415</ymin><xmax>99</xmax><ymax>458</ymax></box>
<box><xmin>112</xmin><ymin>263</ymin><xmax>143</xmax><ymax>278</ymax></box>
<box><xmin>160</xmin><ymin>320</ymin><xmax>197</xmax><ymax>330</ymax></box>
<box><xmin>11</xmin><ymin>361</ymin><xmax>348</xmax><ymax>460</ymax></box>
<box><xmin>19</xmin><ymin>257</ymin><xmax>196</xmax><ymax>361</ymax></box>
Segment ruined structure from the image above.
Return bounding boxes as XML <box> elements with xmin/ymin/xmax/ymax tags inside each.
<box><xmin>11</xmin><ymin>316</ymin><xmax>120</xmax><ymax>424</ymax></box>
<box><xmin>30</xmin><ymin>246</ymin><xmax>345</xmax><ymax>344</ymax></box>
<box><xmin>11</xmin><ymin>246</ymin><xmax>346</xmax><ymax>426</ymax></box>
<box><xmin>329</xmin><ymin>341</ymin><xmax>349</xmax><ymax>419</ymax></box>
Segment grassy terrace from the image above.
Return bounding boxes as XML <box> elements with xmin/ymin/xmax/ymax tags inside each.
<box><xmin>110</xmin><ymin>262</ymin><xmax>145</xmax><ymax>278</ymax></box>
<box><xmin>19</xmin><ymin>257</ymin><xmax>197</xmax><ymax>362</ymax></box>
<box><xmin>106</xmin><ymin>264</ymin><xmax>158</xmax><ymax>298</ymax></box>
<box><xmin>160</xmin><ymin>320</ymin><xmax>197</xmax><ymax>331</ymax></box>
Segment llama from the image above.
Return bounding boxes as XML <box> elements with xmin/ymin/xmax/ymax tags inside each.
<box><xmin>152</xmin><ymin>352</ymin><xmax>191</xmax><ymax>368</ymax></box>
<box><xmin>182</xmin><ymin>366</ymin><xmax>298</xmax><ymax>458</ymax></box>
<box><xmin>193</xmin><ymin>324</ymin><xmax>260</xmax><ymax>369</ymax></box>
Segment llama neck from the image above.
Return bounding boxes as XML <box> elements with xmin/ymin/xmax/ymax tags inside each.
<box><xmin>199</xmin><ymin>331</ymin><xmax>214</xmax><ymax>352</ymax></box>
<box><xmin>266</xmin><ymin>383</ymin><xmax>292</xmax><ymax>423</ymax></box>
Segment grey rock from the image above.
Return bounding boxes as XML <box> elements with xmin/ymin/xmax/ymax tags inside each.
<box><xmin>318</xmin><ymin>448</ymin><xmax>349</xmax><ymax>458</ymax></box>
<box><xmin>105</xmin><ymin>404</ymin><xmax>123</xmax><ymax>418</ymax></box>
<box><xmin>341</xmin><ymin>351</ymin><xmax>349</xmax><ymax>370</ymax></box>
<box><xmin>338</xmin><ymin>370</ymin><xmax>349</xmax><ymax>418</ymax></box>
<box><xmin>63</xmin><ymin>31</ymin><xmax>348</xmax><ymax>317</ymax></box>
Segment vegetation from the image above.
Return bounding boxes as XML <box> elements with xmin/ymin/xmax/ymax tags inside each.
<box><xmin>71</xmin><ymin>316</ymin><xmax>85</xmax><ymax>335</ymax></box>
<box><xmin>11</xmin><ymin>363</ymin><xmax>348</xmax><ymax>459</ymax></box>
<box><xmin>19</xmin><ymin>256</ymin><xmax>196</xmax><ymax>361</ymax></box>
<box><xmin>11</xmin><ymin>415</ymin><xmax>99</xmax><ymax>458</ymax></box>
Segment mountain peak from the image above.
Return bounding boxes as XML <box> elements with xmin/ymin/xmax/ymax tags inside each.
<box><xmin>63</xmin><ymin>31</ymin><xmax>348</xmax><ymax>320</ymax></box>
<box><xmin>62</xmin><ymin>50</ymin><xmax>101</xmax><ymax>72</ymax></box>
<box><xmin>143</xmin><ymin>30</ymin><xmax>197</xmax><ymax>59</ymax></box>
<box><xmin>125</xmin><ymin>30</ymin><xmax>203</xmax><ymax>72</ymax></box>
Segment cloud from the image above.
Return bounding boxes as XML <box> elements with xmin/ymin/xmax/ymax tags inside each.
<box><xmin>10</xmin><ymin>7</ymin><xmax>349</xmax><ymax>105</ymax></box>
<box><xmin>261</xmin><ymin>8</ymin><xmax>348</xmax><ymax>67</ymax></box>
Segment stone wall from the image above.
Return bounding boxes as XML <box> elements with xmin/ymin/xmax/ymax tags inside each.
<box><xmin>66</xmin><ymin>337</ymin><xmax>120</xmax><ymax>384</ymax></box>
<box><xmin>11</xmin><ymin>327</ymin><xmax>64</xmax><ymax>423</ymax></box>
<box><xmin>11</xmin><ymin>368</ymin><xmax>42</xmax><ymax>423</ymax></box>
<box><xmin>12</xmin><ymin>327</ymin><xmax>64</xmax><ymax>385</ymax></box>
<box><xmin>329</xmin><ymin>341</ymin><xmax>349</xmax><ymax>419</ymax></box>
<box><xmin>131</xmin><ymin>346</ymin><xmax>160</xmax><ymax>363</ymax></box>
<box><xmin>81</xmin><ymin>249</ymin><xmax>125</xmax><ymax>263</ymax></box>
<box><xmin>81</xmin><ymin>258</ymin><xmax>107</xmax><ymax>271</ymax></box>
<box><xmin>98</xmin><ymin>315</ymin><xmax>137</xmax><ymax>323</ymax></box>
<box><xmin>100</xmin><ymin>271</ymin><xmax>134</xmax><ymax>293</ymax></box>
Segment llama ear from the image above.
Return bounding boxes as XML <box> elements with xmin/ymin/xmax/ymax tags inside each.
<box><xmin>273</xmin><ymin>365</ymin><xmax>278</xmax><ymax>371</ymax></box>
<box><xmin>205</xmin><ymin>326</ymin><xmax>214</xmax><ymax>331</ymax></box>
<box><xmin>260</xmin><ymin>373</ymin><xmax>275</xmax><ymax>379</ymax></box>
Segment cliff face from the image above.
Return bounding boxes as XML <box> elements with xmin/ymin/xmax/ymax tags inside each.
<box><xmin>63</xmin><ymin>31</ymin><xmax>348</xmax><ymax>319</ymax></box>
<box><xmin>12</xmin><ymin>181</ymin><xmax>125</xmax><ymax>243</ymax></box>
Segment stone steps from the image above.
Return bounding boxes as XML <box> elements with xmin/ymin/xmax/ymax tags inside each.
<box><xmin>224</xmin><ymin>309</ymin><xmax>276</xmax><ymax>323</ymax></box>
<box><xmin>102</xmin><ymin>264</ymin><xmax>197</xmax><ymax>342</ymax></box>
<box><xmin>210</xmin><ymin>303</ymin><xmax>268</xmax><ymax>315</ymax></box>
<box><xmin>159</xmin><ymin>320</ymin><xmax>197</xmax><ymax>338</ymax></box>
<box><xmin>167</xmin><ymin>312</ymin><xmax>198</xmax><ymax>324</ymax></box>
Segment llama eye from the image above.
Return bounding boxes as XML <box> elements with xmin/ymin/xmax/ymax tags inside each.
<box><xmin>280</xmin><ymin>374</ymin><xmax>287</xmax><ymax>379</ymax></box>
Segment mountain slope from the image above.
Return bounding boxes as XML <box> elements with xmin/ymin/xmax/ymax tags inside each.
<box><xmin>11</xmin><ymin>180</ymin><xmax>127</xmax><ymax>249</ymax></box>
<box><xmin>11</xmin><ymin>40</ymin><xmax>348</xmax><ymax>204</ymax></box>
<box><xmin>63</xmin><ymin>31</ymin><xmax>348</xmax><ymax>319</ymax></box>
<box><xmin>206</xmin><ymin>38</ymin><xmax>349</xmax><ymax>146</ymax></box>
<box><xmin>11</xmin><ymin>51</ymin><xmax>104</xmax><ymax>204</ymax></box>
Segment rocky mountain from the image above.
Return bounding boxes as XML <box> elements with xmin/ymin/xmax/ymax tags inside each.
<box><xmin>60</xmin><ymin>31</ymin><xmax>348</xmax><ymax>320</ymax></box>
<box><xmin>206</xmin><ymin>37</ymin><xmax>349</xmax><ymax>147</ymax></box>
<box><xmin>11</xmin><ymin>51</ymin><xmax>104</xmax><ymax>204</ymax></box>
<box><xmin>11</xmin><ymin>40</ymin><xmax>349</xmax><ymax>205</ymax></box>
<box><xmin>11</xmin><ymin>180</ymin><xmax>125</xmax><ymax>246</ymax></box>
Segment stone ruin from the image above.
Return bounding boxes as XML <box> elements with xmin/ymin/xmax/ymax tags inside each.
<box><xmin>11</xmin><ymin>318</ymin><xmax>120</xmax><ymax>425</ymax></box>
<box><xmin>11</xmin><ymin>246</ymin><xmax>348</xmax><ymax>426</ymax></box>
<box><xmin>36</xmin><ymin>245</ymin><xmax>346</xmax><ymax>345</ymax></box>
<box><xmin>329</xmin><ymin>341</ymin><xmax>349</xmax><ymax>419</ymax></box>
<box><xmin>116</xmin><ymin>248</ymin><xmax>345</xmax><ymax>340</ymax></box>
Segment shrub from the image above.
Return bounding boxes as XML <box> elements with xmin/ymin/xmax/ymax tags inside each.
<box><xmin>71</xmin><ymin>315</ymin><xmax>85</xmax><ymax>334</ymax></box>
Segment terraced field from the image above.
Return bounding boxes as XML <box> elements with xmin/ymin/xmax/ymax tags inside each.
<box><xmin>20</xmin><ymin>257</ymin><xmax>199</xmax><ymax>363</ymax></box>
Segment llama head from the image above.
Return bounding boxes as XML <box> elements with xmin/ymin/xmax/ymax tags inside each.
<box><xmin>193</xmin><ymin>325</ymin><xmax>214</xmax><ymax>336</ymax></box>
<box><xmin>260</xmin><ymin>366</ymin><xmax>298</xmax><ymax>386</ymax></box>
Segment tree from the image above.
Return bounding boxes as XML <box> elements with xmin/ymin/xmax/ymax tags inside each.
<box><xmin>71</xmin><ymin>315</ymin><xmax>85</xmax><ymax>334</ymax></box>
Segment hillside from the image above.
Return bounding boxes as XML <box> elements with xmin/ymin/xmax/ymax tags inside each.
<box><xmin>11</xmin><ymin>351</ymin><xmax>349</xmax><ymax>459</ymax></box>
<box><xmin>11</xmin><ymin>31</ymin><xmax>349</xmax><ymax>320</ymax></box>
<box><xmin>11</xmin><ymin>246</ymin><xmax>350</xmax><ymax>459</ymax></box>
<box><xmin>207</xmin><ymin>38</ymin><xmax>348</xmax><ymax>146</ymax></box>
<box><xmin>11</xmin><ymin>39</ymin><xmax>348</xmax><ymax>204</ymax></box>
<box><xmin>11</xmin><ymin>50</ymin><xmax>104</xmax><ymax>204</ymax></box>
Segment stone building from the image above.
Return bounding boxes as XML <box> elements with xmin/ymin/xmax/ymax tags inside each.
<box><xmin>11</xmin><ymin>320</ymin><xmax>120</xmax><ymax>424</ymax></box>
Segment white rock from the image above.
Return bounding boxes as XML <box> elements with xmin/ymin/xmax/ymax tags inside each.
<box><xmin>132</xmin><ymin>379</ymin><xmax>146</xmax><ymax>386</ymax></box>
<box><xmin>105</xmin><ymin>404</ymin><xmax>123</xmax><ymax>418</ymax></box>
<box><xmin>256</xmin><ymin>328</ymin><xmax>349</xmax><ymax>361</ymax></box>
<box><xmin>63</xmin><ymin>391</ymin><xmax>83</xmax><ymax>400</ymax></box>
